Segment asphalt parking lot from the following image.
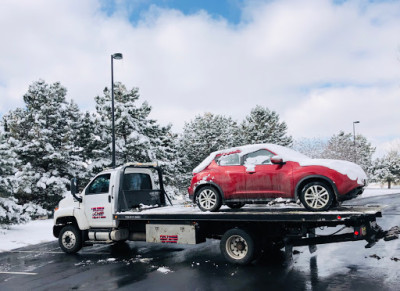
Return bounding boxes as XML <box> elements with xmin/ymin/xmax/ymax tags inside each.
<box><xmin>1</xmin><ymin>193</ymin><xmax>399</xmax><ymax>291</ymax></box>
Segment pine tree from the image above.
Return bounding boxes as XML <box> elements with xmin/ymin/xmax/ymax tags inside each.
<box><xmin>0</xmin><ymin>120</ymin><xmax>19</xmax><ymax>197</ymax></box>
<box><xmin>240</xmin><ymin>105</ymin><xmax>293</xmax><ymax>146</ymax></box>
<box><xmin>5</xmin><ymin>80</ymin><xmax>71</xmax><ymax>210</ymax></box>
<box><xmin>176</xmin><ymin>112</ymin><xmax>241</xmax><ymax>189</ymax></box>
<box><xmin>372</xmin><ymin>151</ymin><xmax>400</xmax><ymax>188</ymax></box>
<box><xmin>292</xmin><ymin>138</ymin><xmax>327</xmax><ymax>158</ymax></box>
<box><xmin>91</xmin><ymin>83</ymin><xmax>180</xmax><ymax>194</ymax></box>
<box><xmin>322</xmin><ymin>131</ymin><xmax>375</xmax><ymax>175</ymax></box>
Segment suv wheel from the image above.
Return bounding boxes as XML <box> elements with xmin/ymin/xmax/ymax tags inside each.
<box><xmin>196</xmin><ymin>186</ymin><xmax>222</xmax><ymax>212</ymax></box>
<box><xmin>300</xmin><ymin>181</ymin><xmax>334</xmax><ymax>211</ymax></box>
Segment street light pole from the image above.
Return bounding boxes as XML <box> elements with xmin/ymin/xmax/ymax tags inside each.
<box><xmin>353</xmin><ymin>121</ymin><xmax>360</xmax><ymax>163</ymax></box>
<box><xmin>111</xmin><ymin>53</ymin><xmax>123</xmax><ymax>168</ymax></box>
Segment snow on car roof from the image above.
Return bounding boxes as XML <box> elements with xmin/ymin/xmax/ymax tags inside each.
<box><xmin>192</xmin><ymin>144</ymin><xmax>367</xmax><ymax>185</ymax></box>
<box><xmin>192</xmin><ymin>144</ymin><xmax>308</xmax><ymax>174</ymax></box>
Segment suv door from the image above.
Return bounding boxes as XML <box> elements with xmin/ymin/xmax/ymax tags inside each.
<box><xmin>244</xmin><ymin>149</ymin><xmax>293</xmax><ymax>199</ymax></box>
<box><xmin>83</xmin><ymin>173</ymin><xmax>116</xmax><ymax>228</ymax></box>
<box><xmin>215</xmin><ymin>153</ymin><xmax>246</xmax><ymax>199</ymax></box>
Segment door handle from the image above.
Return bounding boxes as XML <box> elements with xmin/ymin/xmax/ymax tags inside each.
<box><xmin>108</xmin><ymin>195</ymin><xmax>111</xmax><ymax>203</ymax></box>
<box><xmin>247</xmin><ymin>171</ymin><xmax>256</xmax><ymax>174</ymax></box>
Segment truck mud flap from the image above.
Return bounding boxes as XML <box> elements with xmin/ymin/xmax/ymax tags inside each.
<box><xmin>383</xmin><ymin>226</ymin><xmax>400</xmax><ymax>241</ymax></box>
<box><xmin>365</xmin><ymin>223</ymin><xmax>399</xmax><ymax>248</ymax></box>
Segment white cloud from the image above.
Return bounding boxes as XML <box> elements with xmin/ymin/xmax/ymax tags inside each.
<box><xmin>0</xmin><ymin>0</ymin><xmax>399</xmax><ymax>155</ymax></box>
<box><xmin>284</xmin><ymin>85</ymin><xmax>400</xmax><ymax>155</ymax></box>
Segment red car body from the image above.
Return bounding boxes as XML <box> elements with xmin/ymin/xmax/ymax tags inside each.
<box><xmin>188</xmin><ymin>144</ymin><xmax>367</xmax><ymax>211</ymax></box>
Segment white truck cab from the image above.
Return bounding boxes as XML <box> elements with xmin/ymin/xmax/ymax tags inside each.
<box><xmin>53</xmin><ymin>163</ymin><xmax>167</xmax><ymax>253</ymax></box>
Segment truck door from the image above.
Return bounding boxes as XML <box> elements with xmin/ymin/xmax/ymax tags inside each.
<box><xmin>83</xmin><ymin>172</ymin><xmax>116</xmax><ymax>228</ymax></box>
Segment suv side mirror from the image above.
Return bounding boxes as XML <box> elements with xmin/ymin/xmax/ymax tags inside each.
<box><xmin>70</xmin><ymin>178</ymin><xmax>82</xmax><ymax>203</ymax></box>
<box><xmin>271</xmin><ymin>155</ymin><xmax>285</xmax><ymax>165</ymax></box>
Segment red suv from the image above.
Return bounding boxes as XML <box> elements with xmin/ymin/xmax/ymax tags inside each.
<box><xmin>188</xmin><ymin>144</ymin><xmax>367</xmax><ymax>212</ymax></box>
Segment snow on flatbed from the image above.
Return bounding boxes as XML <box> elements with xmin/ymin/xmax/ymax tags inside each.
<box><xmin>115</xmin><ymin>203</ymin><xmax>383</xmax><ymax>221</ymax></box>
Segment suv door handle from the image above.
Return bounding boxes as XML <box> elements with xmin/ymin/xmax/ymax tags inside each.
<box><xmin>108</xmin><ymin>195</ymin><xmax>111</xmax><ymax>203</ymax></box>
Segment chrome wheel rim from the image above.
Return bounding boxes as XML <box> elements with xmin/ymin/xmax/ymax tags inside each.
<box><xmin>198</xmin><ymin>189</ymin><xmax>217</xmax><ymax>210</ymax></box>
<box><xmin>226</xmin><ymin>235</ymin><xmax>248</xmax><ymax>259</ymax></box>
<box><xmin>62</xmin><ymin>230</ymin><xmax>76</xmax><ymax>249</ymax></box>
<box><xmin>304</xmin><ymin>185</ymin><xmax>330</xmax><ymax>209</ymax></box>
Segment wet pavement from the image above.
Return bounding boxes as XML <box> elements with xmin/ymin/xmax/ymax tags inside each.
<box><xmin>0</xmin><ymin>194</ymin><xmax>399</xmax><ymax>290</ymax></box>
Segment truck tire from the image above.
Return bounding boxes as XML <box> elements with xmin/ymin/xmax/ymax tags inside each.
<box><xmin>300</xmin><ymin>181</ymin><xmax>334</xmax><ymax>211</ymax></box>
<box><xmin>59</xmin><ymin>225</ymin><xmax>83</xmax><ymax>254</ymax></box>
<box><xmin>196</xmin><ymin>186</ymin><xmax>222</xmax><ymax>212</ymax></box>
<box><xmin>220</xmin><ymin>228</ymin><xmax>257</xmax><ymax>265</ymax></box>
<box><xmin>226</xmin><ymin>202</ymin><xmax>245</xmax><ymax>209</ymax></box>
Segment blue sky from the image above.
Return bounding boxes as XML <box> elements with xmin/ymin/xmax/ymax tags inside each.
<box><xmin>100</xmin><ymin>0</ymin><xmax>246</xmax><ymax>24</ymax></box>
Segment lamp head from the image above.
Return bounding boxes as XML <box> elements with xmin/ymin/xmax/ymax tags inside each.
<box><xmin>112</xmin><ymin>53</ymin><xmax>123</xmax><ymax>60</ymax></box>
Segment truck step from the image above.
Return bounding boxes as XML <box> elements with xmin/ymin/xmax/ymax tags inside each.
<box><xmin>85</xmin><ymin>240</ymin><xmax>113</xmax><ymax>244</ymax></box>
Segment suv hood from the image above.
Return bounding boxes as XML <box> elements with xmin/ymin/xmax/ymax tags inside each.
<box><xmin>297</xmin><ymin>158</ymin><xmax>367</xmax><ymax>185</ymax></box>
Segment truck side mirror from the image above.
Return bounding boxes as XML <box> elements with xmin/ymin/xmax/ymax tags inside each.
<box><xmin>70</xmin><ymin>177</ymin><xmax>82</xmax><ymax>203</ymax></box>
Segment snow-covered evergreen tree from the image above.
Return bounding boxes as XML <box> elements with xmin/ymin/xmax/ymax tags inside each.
<box><xmin>372</xmin><ymin>151</ymin><xmax>400</xmax><ymax>188</ymax></box>
<box><xmin>240</xmin><ymin>105</ymin><xmax>293</xmax><ymax>146</ymax></box>
<box><xmin>5</xmin><ymin>80</ymin><xmax>71</xmax><ymax>210</ymax></box>
<box><xmin>176</xmin><ymin>112</ymin><xmax>241</xmax><ymax>189</ymax></box>
<box><xmin>0</xmin><ymin>120</ymin><xmax>19</xmax><ymax>197</ymax></box>
<box><xmin>91</xmin><ymin>83</ymin><xmax>180</xmax><ymax>192</ymax></box>
<box><xmin>323</xmin><ymin>131</ymin><xmax>375</xmax><ymax>175</ymax></box>
<box><xmin>292</xmin><ymin>138</ymin><xmax>327</xmax><ymax>158</ymax></box>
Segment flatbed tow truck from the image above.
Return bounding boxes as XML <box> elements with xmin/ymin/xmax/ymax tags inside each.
<box><xmin>53</xmin><ymin>163</ymin><xmax>399</xmax><ymax>265</ymax></box>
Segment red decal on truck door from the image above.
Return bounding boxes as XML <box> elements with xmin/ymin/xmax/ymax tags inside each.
<box><xmin>91</xmin><ymin>207</ymin><xmax>106</xmax><ymax>219</ymax></box>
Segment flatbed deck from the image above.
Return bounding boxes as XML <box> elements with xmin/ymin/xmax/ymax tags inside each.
<box><xmin>114</xmin><ymin>204</ymin><xmax>383</xmax><ymax>223</ymax></box>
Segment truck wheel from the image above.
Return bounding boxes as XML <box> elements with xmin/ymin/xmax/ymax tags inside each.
<box><xmin>226</xmin><ymin>202</ymin><xmax>245</xmax><ymax>209</ymax></box>
<box><xmin>220</xmin><ymin>228</ymin><xmax>257</xmax><ymax>265</ymax></box>
<box><xmin>196</xmin><ymin>186</ymin><xmax>222</xmax><ymax>212</ymax></box>
<box><xmin>59</xmin><ymin>225</ymin><xmax>82</xmax><ymax>254</ymax></box>
<box><xmin>300</xmin><ymin>181</ymin><xmax>334</xmax><ymax>211</ymax></box>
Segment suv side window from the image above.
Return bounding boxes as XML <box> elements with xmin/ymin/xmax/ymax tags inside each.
<box><xmin>243</xmin><ymin>149</ymin><xmax>274</xmax><ymax>165</ymax></box>
<box><xmin>87</xmin><ymin>174</ymin><xmax>111</xmax><ymax>195</ymax></box>
<box><xmin>217</xmin><ymin>153</ymin><xmax>240</xmax><ymax>166</ymax></box>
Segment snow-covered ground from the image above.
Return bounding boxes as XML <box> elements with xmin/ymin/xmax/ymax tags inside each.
<box><xmin>0</xmin><ymin>185</ymin><xmax>398</xmax><ymax>253</ymax></box>
<box><xmin>361</xmin><ymin>183</ymin><xmax>400</xmax><ymax>198</ymax></box>
<box><xmin>0</xmin><ymin>219</ymin><xmax>55</xmax><ymax>252</ymax></box>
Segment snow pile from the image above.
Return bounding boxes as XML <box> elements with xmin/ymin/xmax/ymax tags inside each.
<box><xmin>157</xmin><ymin>266</ymin><xmax>173</xmax><ymax>274</ymax></box>
<box><xmin>193</xmin><ymin>144</ymin><xmax>367</xmax><ymax>184</ymax></box>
